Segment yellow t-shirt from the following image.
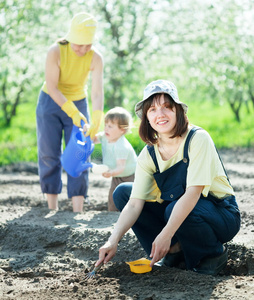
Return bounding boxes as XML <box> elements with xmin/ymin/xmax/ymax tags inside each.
<box><xmin>42</xmin><ymin>43</ymin><xmax>94</xmax><ymax>101</ymax></box>
<box><xmin>130</xmin><ymin>126</ymin><xmax>234</xmax><ymax>203</ymax></box>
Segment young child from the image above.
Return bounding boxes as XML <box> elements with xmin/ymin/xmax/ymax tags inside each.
<box><xmin>93</xmin><ymin>107</ymin><xmax>137</xmax><ymax>211</ymax></box>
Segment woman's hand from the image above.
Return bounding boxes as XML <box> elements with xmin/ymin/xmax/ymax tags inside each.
<box><xmin>95</xmin><ymin>198</ymin><xmax>145</xmax><ymax>267</ymax></box>
<box><xmin>149</xmin><ymin>231</ymin><xmax>172</xmax><ymax>267</ymax></box>
<box><xmin>82</xmin><ymin>123</ymin><xmax>90</xmax><ymax>134</ymax></box>
<box><xmin>95</xmin><ymin>240</ymin><xmax>118</xmax><ymax>267</ymax></box>
<box><xmin>149</xmin><ymin>186</ymin><xmax>204</xmax><ymax>267</ymax></box>
<box><xmin>86</xmin><ymin>110</ymin><xmax>104</xmax><ymax>139</ymax></box>
<box><xmin>61</xmin><ymin>101</ymin><xmax>88</xmax><ymax>127</ymax></box>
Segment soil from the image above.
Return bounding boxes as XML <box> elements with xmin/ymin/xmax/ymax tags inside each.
<box><xmin>0</xmin><ymin>147</ymin><xmax>254</xmax><ymax>300</ymax></box>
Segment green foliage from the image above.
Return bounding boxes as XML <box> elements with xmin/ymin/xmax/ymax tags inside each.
<box><xmin>0</xmin><ymin>0</ymin><xmax>253</xmax><ymax>166</ymax></box>
<box><xmin>125</xmin><ymin>124</ymin><xmax>145</xmax><ymax>155</ymax></box>
<box><xmin>92</xmin><ymin>0</ymin><xmax>166</xmax><ymax>108</ymax></box>
<box><xmin>0</xmin><ymin>3</ymin><xmax>63</xmax><ymax>126</ymax></box>
<box><xmin>170</xmin><ymin>0</ymin><xmax>254</xmax><ymax>123</ymax></box>
<box><xmin>1</xmin><ymin>0</ymin><xmax>254</xmax><ymax>125</ymax></box>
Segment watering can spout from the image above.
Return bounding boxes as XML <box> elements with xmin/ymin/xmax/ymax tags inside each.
<box><xmin>61</xmin><ymin>125</ymin><xmax>94</xmax><ymax>178</ymax></box>
<box><xmin>75</xmin><ymin>161</ymin><xmax>93</xmax><ymax>174</ymax></box>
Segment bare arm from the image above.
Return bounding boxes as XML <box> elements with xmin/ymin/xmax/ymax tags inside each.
<box><xmin>150</xmin><ymin>185</ymin><xmax>204</xmax><ymax>266</ymax></box>
<box><xmin>95</xmin><ymin>197</ymin><xmax>145</xmax><ymax>266</ymax></box>
<box><xmin>102</xmin><ymin>159</ymin><xmax>126</xmax><ymax>178</ymax></box>
<box><xmin>92</xmin><ymin>135</ymin><xmax>100</xmax><ymax>144</ymax></box>
<box><xmin>45</xmin><ymin>44</ymin><xmax>67</xmax><ymax>107</ymax></box>
<box><xmin>90</xmin><ymin>50</ymin><xmax>104</xmax><ymax>111</ymax></box>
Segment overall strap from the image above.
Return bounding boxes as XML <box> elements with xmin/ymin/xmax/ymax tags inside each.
<box><xmin>215</xmin><ymin>148</ymin><xmax>231</xmax><ymax>185</ymax></box>
<box><xmin>183</xmin><ymin>126</ymin><xmax>201</xmax><ymax>162</ymax></box>
<box><xmin>147</xmin><ymin>144</ymin><xmax>159</xmax><ymax>172</ymax></box>
<box><xmin>147</xmin><ymin>126</ymin><xmax>201</xmax><ymax>172</ymax></box>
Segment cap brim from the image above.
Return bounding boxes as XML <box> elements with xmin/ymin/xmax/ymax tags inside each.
<box><xmin>135</xmin><ymin>96</ymin><xmax>188</xmax><ymax>119</ymax></box>
<box><xmin>135</xmin><ymin>101</ymin><xmax>143</xmax><ymax>119</ymax></box>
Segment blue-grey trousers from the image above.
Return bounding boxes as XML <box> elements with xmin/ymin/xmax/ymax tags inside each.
<box><xmin>113</xmin><ymin>183</ymin><xmax>241</xmax><ymax>269</ymax></box>
<box><xmin>36</xmin><ymin>90</ymin><xmax>90</xmax><ymax>198</ymax></box>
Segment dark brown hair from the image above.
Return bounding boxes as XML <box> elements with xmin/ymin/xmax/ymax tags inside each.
<box><xmin>138</xmin><ymin>93</ymin><xmax>189</xmax><ymax>145</ymax></box>
<box><xmin>56</xmin><ymin>38</ymin><xmax>69</xmax><ymax>45</ymax></box>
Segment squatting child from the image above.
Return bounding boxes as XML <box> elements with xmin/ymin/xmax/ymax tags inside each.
<box><xmin>93</xmin><ymin>107</ymin><xmax>137</xmax><ymax>211</ymax></box>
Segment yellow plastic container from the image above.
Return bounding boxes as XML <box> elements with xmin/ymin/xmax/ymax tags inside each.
<box><xmin>126</xmin><ymin>258</ymin><xmax>152</xmax><ymax>274</ymax></box>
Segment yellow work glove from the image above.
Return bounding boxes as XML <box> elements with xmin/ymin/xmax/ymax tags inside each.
<box><xmin>61</xmin><ymin>101</ymin><xmax>88</xmax><ymax>127</ymax></box>
<box><xmin>86</xmin><ymin>110</ymin><xmax>104</xmax><ymax>139</ymax></box>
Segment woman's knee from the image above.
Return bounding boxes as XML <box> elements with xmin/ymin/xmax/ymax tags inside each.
<box><xmin>113</xmin><ymin>182</ymin><xmax>133</xmax><ymax>211</ymax></box>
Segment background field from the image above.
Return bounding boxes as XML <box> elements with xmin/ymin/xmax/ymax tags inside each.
<box><xmin>0</xmin><ymin>98</ymin><xmax>253</xmax><ymax>166</ymax></box>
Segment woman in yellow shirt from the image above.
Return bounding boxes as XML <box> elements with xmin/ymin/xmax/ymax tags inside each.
<box><xmin>36</xmin><ymin>12</ymin><xmax>104</xmax><ymax>212</ymax></box>
<box><xmin>95</xmin><ymin>80</ymin><xmax>240</xmax><ymax>275</ymax></box>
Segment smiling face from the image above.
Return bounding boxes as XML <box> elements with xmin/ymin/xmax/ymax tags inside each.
<box><xmin>146</xmin><ymin>94</ymin><xmax>177</xmax><ymax>136</ymax></box>
<box><xmin>104</xmin><ymin>120</ymin><xmax>125</xmax><ymax>143</ymax></box>
<box><xmin>139</xmin><ymin>93</ymin><xmax>189</xmax><ymax>144</ymax></box>
<box><xmin>70</xmin><ymin>43</ymin><xmax>92</xmax><ymax>56</ymax></box>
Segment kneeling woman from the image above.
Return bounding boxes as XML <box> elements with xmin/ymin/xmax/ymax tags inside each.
<box><xmin>95</xmin><ymin>79</ymin><xmax>240</xmax><ymax>275</ymax></box>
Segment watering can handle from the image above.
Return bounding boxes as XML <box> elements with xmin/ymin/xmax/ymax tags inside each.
<box><xmin>79</xmin><ymin>120</ymin><xmax>94</xmax><ymax>156</ymax></box>
<box><xmin>71</xmin><ymin>119</ymin><xmax>87</xmax><ymax>142</ymax></box>
<box><xmin>80</xmin><ymin>119</ymin><xmax>90</xmax><ymax>136</ymax></box>
<box><xmin>81</xmin><ymin>119</ymin><xmax>85</xmax><ymax>127</ymax></box>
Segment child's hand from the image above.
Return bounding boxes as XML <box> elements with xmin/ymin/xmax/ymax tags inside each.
<box><xmin>102</xmin><ymin>171</ymin><xmax>113</xmax><ymax>178</ymax></box>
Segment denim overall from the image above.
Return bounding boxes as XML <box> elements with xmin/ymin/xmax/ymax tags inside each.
<box><xmin>113</xmin><ymin>127</ymin><xmax>240</xmax><ymax>269</ymax></box>
<box><xmin>36</xmin><ymin>91</ymin><xmax>90</xmax><ymax>199</ymax></box>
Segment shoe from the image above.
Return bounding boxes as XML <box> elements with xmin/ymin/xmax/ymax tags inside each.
<box><xmin>193</xmin><ymin>247</ymin><xmax>228</xmax><ymax>276</ymax></box>
<box><xmin>155</xmin><ymin>251</ymin><xmax>185</xmax><ymax>267</ymax></box>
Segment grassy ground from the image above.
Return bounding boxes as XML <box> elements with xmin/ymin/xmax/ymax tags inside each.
<box><xmin>0</xmin><ymin>100</ymin><xmax>253</xmax><ymax>166</ymax></box>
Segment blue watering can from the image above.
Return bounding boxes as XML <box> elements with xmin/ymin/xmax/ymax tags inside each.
<box><xmin>61</xmin><ymin>123</ymin><xmax>94</xmax><ymax>178</ymax></box>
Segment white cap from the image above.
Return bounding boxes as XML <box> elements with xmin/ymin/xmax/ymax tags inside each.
<box><xmin>135</xmin><ymin>79</ymin><xmax>188</xmax><ymax>119</ymax></box>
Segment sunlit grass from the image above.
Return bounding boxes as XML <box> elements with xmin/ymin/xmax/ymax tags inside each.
<box><xmin>0</xmin><ymin>101</ymin><xmax>38</xmax><ymax>165</ymax></box>
<box><xmin>186</xmin><ymin>101</ymin><xmax>253</xmax><ymax>148</ymax></box>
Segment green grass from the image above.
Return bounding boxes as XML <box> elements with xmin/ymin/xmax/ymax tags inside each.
<box><xmin>0</xmin><ymin>101</ymin><xmax>38</xmax><ymax>165</ymax></box>
<box><xmin>0</xmin><ymin>100</ymin><xmax>253</xmax><ymax>166</ymax></box>
<box><xmin>186</xmin><ymin>101</ymin><xmax>253</xmax><ymax>148</ymax></box>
